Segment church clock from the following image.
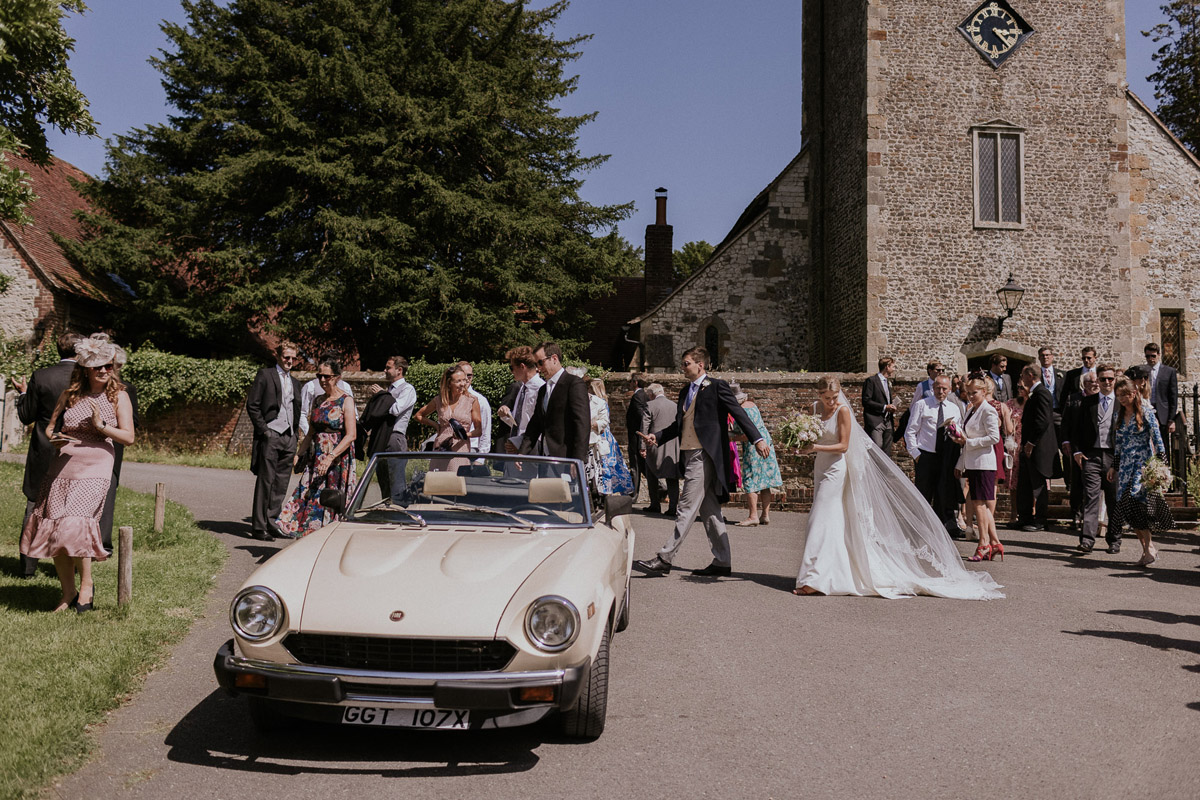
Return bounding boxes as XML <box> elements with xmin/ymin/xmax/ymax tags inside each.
<box><xmin>958</xmin><ymin>0</ymin><xmax>1034</xmax><ymax>68</ymax></box>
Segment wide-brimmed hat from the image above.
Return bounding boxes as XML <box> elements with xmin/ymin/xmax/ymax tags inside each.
<box><xmin>75</xmin><ymin>333</ymin><xmax>125</xmax><ymax>368</ymax></box>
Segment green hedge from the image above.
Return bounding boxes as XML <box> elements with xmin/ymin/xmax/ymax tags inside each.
<box><xmin>122</xmin><ymin>347</ymin><xmax>260</xmax><ymax>413</ymax></box>
<box><xmin>0</xmin><ymin>331</ymin><xmax>65</xmax><ymax>385</ymax></box>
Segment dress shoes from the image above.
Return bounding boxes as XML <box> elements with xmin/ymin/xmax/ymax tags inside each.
<box><xmin>1020</xmin><ymin>524</ymin><xmax>1044</xmax><ymax>532</ymax></box>
<box><xmin>1077</xmin><ymin>541</ymin><xmax>1094</xmax><ymax>553</ymax></box>
<box><xmin>664</xmin><ymin>507</ymin><xmax>677</xmax><ymax>517</ymax></box>
<box><xmin>691</xmin><ymin>562</ymin><xmax>732</xmax><ymax>577</ymax></box>
<box><xmin>946</xmin><ymin>527</ymin><xmax>968</xmax><ymax>540</ymax></box>
<box><xmin>249</xmin><ymin>529</ymin><xmax>276</xmax><ymax>542</ymax></box>
<box><xmin>1107</xmin><ymin>542</ymin><xmax>1121</xmax><ymax>554</ymax></box>
<box><xmin>646</xmin><ymin>506</ymin><xmax>662</xmax><ymax>515</ymax></box>
<box><xmin>633</xmin><ymin>556</ymin><xmax>672</xmax><ymax>575</ymax></box>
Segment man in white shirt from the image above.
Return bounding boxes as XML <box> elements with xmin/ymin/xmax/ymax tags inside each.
<box><xmin>500</xmin><ymin>346</ymin><xmax>545</xmax><ymax>456</ymax></box>
<box><xmin>364</xmin><ymin>355</ymin><xmax>417</xmax><ymax>497</ymax></box>
<box><xmin>458</xmin><ymin>360</ymin><xmax>491</xmax><ymax>453</ymax></box>
<box><xmin>299</xmin><ymin>352</ymin><xmax>354</xmax><ymax>436</ymax></box>
<box><xmin>904</xmin><ymin>375</ymin><xmax>966</xmax><ymax>537</ymax></box>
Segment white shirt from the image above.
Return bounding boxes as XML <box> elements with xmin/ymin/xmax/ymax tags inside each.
<box><xmin>387</xmin><ymin>378</ymin><xmax>418</xmax><ymax>434</ymax></box>
<box><xmin>541</xmin><ymin>367</ymin><xmax>564</xmax><ymax>411</ymax></box>
<box><xmin>508</xmin><ymin>375</ymin><xmax>545</xmax><ymax>449</ymax></box>
<box><xmin>1149</xmin><ymin>362</ymin><xmax>1160</xmax><ymax>403</ymax></box>
<box><xmin>299</xmin><ymin>377</ymin><xmax>354</xmax><ymax>435</ymax></box>
<box><xmin>468</xmin><ymin>387</ymin><xmax>491</xmax><ymax>453</ymax></box>
<box><xmin>904</xmin><ymin>395</ymin><xmax>963</xmax><ymax>459</ymax></box>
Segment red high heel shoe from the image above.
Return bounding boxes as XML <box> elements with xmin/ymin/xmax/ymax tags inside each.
<box><xmin>989</xmin><ymin>542</ymin><xmax>1005</xmax><ymax>561</ymax></box>
<box><xmin>967</xmin><ymin>544</ymin><xmax>993</xmax><ymax>562</ymax></box>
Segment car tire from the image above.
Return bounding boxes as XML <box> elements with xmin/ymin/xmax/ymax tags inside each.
<box><xmin>615</xmin><ymin>581</ymin><xmax>631</xmax><ymax>632</ymax></box>
<box><xmin>560</xmin><ymin>627</ymin><xmax>609</xmax><ymax>740</ymax></box>
<box><xmin>247</xmin><ymin>697</ymin><xmax>289</xmax><ymax>734</ymax></box>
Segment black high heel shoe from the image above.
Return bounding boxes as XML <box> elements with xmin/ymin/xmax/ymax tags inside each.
<box><xmin>75</xmin><ymin>592</ymin><xmax>93</xmax><ymax>614</ymax></box>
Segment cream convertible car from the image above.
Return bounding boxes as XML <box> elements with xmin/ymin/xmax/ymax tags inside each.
<box><xmin>213</xmin><ymin>453</ymin><xmax>634</xmax><ymax>740</ymax></box>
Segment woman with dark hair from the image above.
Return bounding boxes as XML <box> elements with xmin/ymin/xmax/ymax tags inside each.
<box><xmin>1108</xmin><ymin>375</ymin><xmax>1173</xmax><ymax>566</ymax></box>
<box><xmin>20</xmin><ymin>334</ymin><xmax>135</xmax><ymax>613</ymax></box>
<box><xmin>277</xmin><ymin>358</ymin><xmax>357</xmax><ymax>538</ymax></box>
<box><xmin>414</xmin><ymin>364</ymin><xmax>481</xmax><ymax>473</ymax></box>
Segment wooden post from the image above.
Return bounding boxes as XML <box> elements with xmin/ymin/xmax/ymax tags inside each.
<box><xmin>153</xmin><ymin>483</ymin><xmax>166</xmax><ymax>533</ymax></box>
<box><xmin>117</xmin><ymin>526</ymin><xmax>133</xmax><ymax>607</ymax></box>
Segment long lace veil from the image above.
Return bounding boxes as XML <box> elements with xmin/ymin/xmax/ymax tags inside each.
<box><xmin>833</xmin><ymin>391</ymin><xmax>1003</xmax><ymax>600</ymax></box>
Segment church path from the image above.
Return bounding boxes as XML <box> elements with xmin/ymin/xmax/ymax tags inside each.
<box><xmin>47</xmin><ymin>462</ymin><xmax>1200</xmax><ymax>799</ymax></box>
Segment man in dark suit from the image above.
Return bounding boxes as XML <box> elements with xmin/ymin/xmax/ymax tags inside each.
<box><xmin>246</xmin><ymin>342</ymin><xmax>302</xmax><ymax>541</ymax></box>
<box><xmin>1145</xmin><ymin>342</ymin><xmax>1178</xmax><ymax>462</ymax></box>
<box><xmin>987</xmin><ymin>354</ymin><xmax>1013</xmax><ymax>403</ymax></box>
<box><xmin>634</xmin><ymin>346</ymin><xmax>767</xmax><ymax>577</ymax></box>
<box><xmin>1017</xmin><ymin>364</ymin><xmax>1057</xmax><ymax>531</ymax></box>
<box><xmin>625</xmin><ymin>375</ymin><xmax>649</xmax><ymax>501</ymax></box>
<box><xmin>1062</xmin><ymin>346</ymin><xmax>1097</xmax><ymax>399</ymax></box>
<box><xmin>1070</xmin><ymin>364</ymin><xmax>1119</xmax><ymax>553</ymax></box>
<box><xmin>862</xmin><ymin>356</ymin><xmax>898</xmax><ymax>451</ymax></box>
<box><xmin>519</xmin><ymin>342</ymin><xmax>589</xmax><ymax>464</ymax></box>
<box><xmin>1059</xmin><ymin>371</ymin><xmax>1098</xmax><ymax>532</ymax></box>
<box><xmin>13</xmin><ymin>331</ymin><xmax>81</xmax><ymax>576</ymax></box>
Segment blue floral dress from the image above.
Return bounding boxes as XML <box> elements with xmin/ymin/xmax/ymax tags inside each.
<box><xmin>739</xmin><ymin>405</ymin><xmax>783</xmax><ymax>493</ymax></box>
<box><xmin>278</xmin><ymin>394</ymin><xmax>357</xmax><ymax>537</ymax></box>
<box><xmin>1112</xmin><ymin>400</ymin><xmax>1173</xmax><ymax>533</ymax></box>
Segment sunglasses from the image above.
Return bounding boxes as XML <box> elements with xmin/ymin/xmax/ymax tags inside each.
<box><xmin>1098</xmin><ymin>376</ymin><xmax>1115</xmax><ymax>382</ymax></box>
<box><xmin>90</xmin><ymin>363</ymin><xmax>115</xmax><ymax>372</ymax></box>
<box><xmin>317</xmin><ymin>373</ymin><xmax>335</xmax><ymax>380</ymax></box>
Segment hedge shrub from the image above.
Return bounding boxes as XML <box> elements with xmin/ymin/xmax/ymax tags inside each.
<box><xmin>122</xmin><ymin>347</ymin><xmax>260</xmax><ymax>413</ymax></box>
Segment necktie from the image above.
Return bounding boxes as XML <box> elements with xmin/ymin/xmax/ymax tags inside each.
<box><xmin>685</xmin><ymin>383</ymin><xmax>698</xmax><ymax>411</ymax></box>
<box><xmin>543</xmin><ymin>379</ymin><xmax>552</xmax><ymax>412</ymax></box>
<box><xmin>280</xmin><ymin>372</ymin><xmax>292</xmax><ymax>432</ymax></box>
<box><xmin>935</xmin><ymin>402</ymin><xmax>945</xmax><ymax>451</ymax></box>
<box><xmin>514</xmin><ymin>384</ymin><xmax>526</xmax><ymax>426</ymax></box>
<box><xmin>1101</xmin><ymin>395</ymin><xmax>1109</xmax><ymax>414</ymax></box>
<box><xmin>1150</xmin><ymin>369</ymin><xmax>1157</xmax><ymax>404</ymax></box>
<box><xmin>1043</xmin><ymin>368</ymin><xmax>1051</xmax><ymax>386</ymax></box>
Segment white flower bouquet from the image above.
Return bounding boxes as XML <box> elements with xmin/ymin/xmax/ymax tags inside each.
<box><xmin>1141</xmin><ymin>456</ymin><xmax>1173</xmax><ymax>495</ymax></box>
<box><xmin>776</xmin><ymin>411</ymin><xmax>824</xmax><ymax>452</ymax></box>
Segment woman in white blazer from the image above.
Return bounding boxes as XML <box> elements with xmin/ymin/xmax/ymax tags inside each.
<box><xmin>953</xmin><ymin>376</ymin><xmax>1003</xmax><ymax>562</ymax></box>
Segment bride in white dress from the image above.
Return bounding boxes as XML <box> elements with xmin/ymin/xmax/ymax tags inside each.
<box><xmin>794</xmin><ymin>376</ymin><xmax>1003</xmax><ymax>599</ymax></box>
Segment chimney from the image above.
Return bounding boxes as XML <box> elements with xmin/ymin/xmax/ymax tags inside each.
<box><xmin>644</xmin><ymin>187</ymin><xmax>674</xmax><ymax>308</ymax></box>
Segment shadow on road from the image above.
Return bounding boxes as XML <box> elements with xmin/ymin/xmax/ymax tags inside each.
<box><xmin>1002</xmin><ymin>537</ymin><xmax>1200</xmax><ymax>587</ymax></box>
<box><xmin>165</xmin><ymin>690</ymin><xmax>545</xmax><ymax>777</ymax></box>
<box><xmin>1101</xmin><ymin>609</ymin><xmax>1200</xmax><ymax>626</ymax></box>
<box><xmin>196</xmin><ymin>519</ymin><xmax>253</xmax><ymax>538</ymax></box>
<box><xmin>0</xmin><ymin>580</ymin><xmax>61</xmax><ymax>612</ymax></box>
<box><xmin>1064</xmin><ymin>628</ymin><xmax>1200</xmax><ymax>656</ymax></box>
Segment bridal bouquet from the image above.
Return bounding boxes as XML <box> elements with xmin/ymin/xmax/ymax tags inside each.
<box><xmin>1141</xmin><ymin>456</ymin><xmax>1173</xmax><ymax>495</ymax></box>
<box><xmin>777</xmin><ymin>411</ymin><xmax>823</xmax><ymax>452</ymax></box>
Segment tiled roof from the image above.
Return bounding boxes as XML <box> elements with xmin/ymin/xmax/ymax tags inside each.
<box><xmin>0</xmin><ymin>151</ymin><xmax>113</xmax><ymax>302</ymax></box>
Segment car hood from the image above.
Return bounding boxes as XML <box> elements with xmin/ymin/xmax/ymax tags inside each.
<box><xmin>298</xmin><ymin>524</ymin><xmax>578</xmax><ymax>638</ymax></box>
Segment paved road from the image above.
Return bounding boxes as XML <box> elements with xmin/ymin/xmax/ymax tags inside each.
<box><xmin>50</xmin><ymin>464</ymin><xmax>1200</xmax><ymax>799</ymax></box>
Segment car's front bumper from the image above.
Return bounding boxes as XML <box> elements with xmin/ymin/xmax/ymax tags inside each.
<box><xmin>214</xmin><ymin>639</ymin><xmax>588</xmax><ymax>714</ymax></box>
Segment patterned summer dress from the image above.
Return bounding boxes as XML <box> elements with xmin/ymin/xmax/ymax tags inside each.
<box><xmin>277</xmin><ymin>393</ymin><xmax>356</xmax><ymax>537</ymax></box>
<box><xmin>429</xmin><ymin>393</ymin><xmax>476</xmax><ymax>474</ymax></box>
<box><xmin>739</xmin><ymin>404</ymin><xmax>783</xmax><ymax>493</ymax></box>
<box><xmin>1111</xmin><ymin>400</ymin><xmax>1174</xmax><ymax>533</ymax></box>
<box><xmin>20</xmin><ymin>393</ymin><xmax>116</xmax><ymax>560</ymax></box>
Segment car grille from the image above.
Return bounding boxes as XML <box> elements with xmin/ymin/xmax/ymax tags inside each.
<box><xmin>283</xmin><ymin>634</ymin><xmax>516</xmax><ymax>672</ymax></box>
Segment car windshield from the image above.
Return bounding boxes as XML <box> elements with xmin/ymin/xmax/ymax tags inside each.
<box><xmin>347</xmin><ymin>453</ymin><xmax>592</xmax><ymax>529</ymax></box>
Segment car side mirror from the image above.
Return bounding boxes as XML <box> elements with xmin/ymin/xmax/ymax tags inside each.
<box><xmin>319</xmin><ymin>489</ymin><xmax>346</xmax><ymax>516</ymax></box>
<box><xmin>604</xmin><ymin>494</ymin><xmax>633</xmax><ymax>525</ymax></box>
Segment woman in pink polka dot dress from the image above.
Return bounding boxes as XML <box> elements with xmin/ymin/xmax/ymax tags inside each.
<box><xmin>20</xmin><ymin>334</ymin><xmax>136</xmax><ymax>613</ymax></box>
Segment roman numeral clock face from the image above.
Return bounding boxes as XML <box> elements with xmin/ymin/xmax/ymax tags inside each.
<box><xmin>958</xmin><ymin>0</ymin><xmax>1034</xmax><ymax>68</ymax></box>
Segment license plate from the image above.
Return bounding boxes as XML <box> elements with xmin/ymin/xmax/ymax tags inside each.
<box><xmin>342</xmin><ymin>706</ymin><xmax>470</xmax><ymax>729</ymax></box>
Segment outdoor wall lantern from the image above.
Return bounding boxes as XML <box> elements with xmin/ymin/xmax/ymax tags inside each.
<box><xmin>995</xmin><ymin>273</ymin><xmax>1025</xmax><ymax>335</ymax></box>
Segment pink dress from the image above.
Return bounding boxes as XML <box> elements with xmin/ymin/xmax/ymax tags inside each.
<box><xmin>430</xmin><ymin>394</ymin><xmax>476</xmax><ymax>474</ymax></box>
<box><xmin>20</xmin><ymin>393</ymin><xmax>116</xmax><ymax>560</ymax></box>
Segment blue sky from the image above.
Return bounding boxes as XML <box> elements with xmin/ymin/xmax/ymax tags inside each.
<box><xmin>45</xmin><ymin>1</ymin><xmax>1172</xmax><ymax>248</ymax></box>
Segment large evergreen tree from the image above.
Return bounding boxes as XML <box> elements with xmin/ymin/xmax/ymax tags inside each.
<box><xmin>1145</xmin><ymin>2</ymin><xmax>1200</xmax><ymax>154</ymax></box>
<box><xmin>67</xmin><ymin>0</ymin><xmax>634</xmax><ymax>362</ymax></box>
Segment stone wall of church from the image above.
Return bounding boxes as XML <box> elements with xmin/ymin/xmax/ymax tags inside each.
<box><xmin>0</xmin><ymin>240</ymin><xmax>45</xmax><ymax>342</ymax></box>
<box><xmin>634</xmin><ymin>153</ymin><xmax>812</xmax><ymax>371</ymax></box>
<box><xmin>803</xmin><ymin>0</ymin><xmax>869</xmax><ymax>371</ymax></box>
<box><xmin>865</xmin><ymin>0</ymin><xmax>1135</xmax><ymax>372</ymax></box>
<box><xmin>1128</xmin><ymin>97</ymin><xmax>1200</xmax><ymax>382</ymax></box>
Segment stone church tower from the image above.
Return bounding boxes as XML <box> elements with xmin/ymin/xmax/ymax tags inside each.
<box><xmin>633</xmin><ymin>0</ymin><xmax>1200</xmax><ymax>381</ymax></box>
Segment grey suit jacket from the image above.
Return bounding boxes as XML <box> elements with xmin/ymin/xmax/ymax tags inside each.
<box><xmin>644</xmin><ymin>395</ymin><xmax>680</xmax><ymax>478</ymax></box>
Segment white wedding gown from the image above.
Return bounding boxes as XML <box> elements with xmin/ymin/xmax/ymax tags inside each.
<box><xmin>796</xmin><ymin>400</ymin><xmax>1003</xmax><ymax>599</ymax></box>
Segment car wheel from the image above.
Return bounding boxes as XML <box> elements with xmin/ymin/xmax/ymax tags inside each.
<box><xmin>247</xmin><ymin>697</ymin><xmax>289</xmax><ymax>734</ymax></box>
<box><xmin>615</xmin><ymin>580</ymin><xmax>631</xmax><ymax>632</ymax></box>
<box><xmin>560</xmin><ymin>627</ymin><xmax>609</xmax><ymax>740</ymax></box>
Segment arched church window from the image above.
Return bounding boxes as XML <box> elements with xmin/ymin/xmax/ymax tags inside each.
<box><xmin>705</xmin><ymin>325</ymin><xmax>720</xmax><ymax>369</ymax></box>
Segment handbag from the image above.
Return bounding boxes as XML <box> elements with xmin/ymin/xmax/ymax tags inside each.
<box><xmin>293</xmin><ymin>445</ymin><xmax>313</xmax><ymax>474</ymax></box>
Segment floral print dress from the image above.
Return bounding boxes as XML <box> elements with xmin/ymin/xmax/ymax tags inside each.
<box><xmin>739</xmin><ymin>405</ymin><xmax>783</xmax><ymax>493</ymax></box>
<box><xmin>277</xmin><ymin>394</ymin><xmax>356</xmax><ymax>537</ymax></box>
<box><xmin>1111</xmin><ymin>400</ymin><xmax>1173</xmax><ymax>533</ymax></box>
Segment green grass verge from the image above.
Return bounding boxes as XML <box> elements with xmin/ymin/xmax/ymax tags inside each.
<box><xmin>5</xmin><ymin>438</ymin><xmax>249</xmax><ymax>471</ymax></box>
<box><xmin>0</xmin><ymin>462</ymin><xmax>226</xmax><ymax>799</ymax></box>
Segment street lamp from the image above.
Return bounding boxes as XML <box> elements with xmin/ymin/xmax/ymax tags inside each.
<box><xmin>995</xmin><ymin>273</ymin><xmax>1025</xmax><ymax>335</ymax></box>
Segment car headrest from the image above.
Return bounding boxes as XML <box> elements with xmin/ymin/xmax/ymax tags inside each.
<box><xmin>423</xmin><ymin>472</ymin><xmax>467</xmax><ymax>496</ymax></box>
<box><xmin>528</xmin><ymin>477</ymin><xmax>572</xmax><ymax>504</ymax></box>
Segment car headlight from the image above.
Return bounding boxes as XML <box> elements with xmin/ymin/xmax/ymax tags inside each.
<box><xmin>230</xmin><ymin>586</ymin><xmax>285</xmax><ymax>642</ymax></box>
<box><xmin>525</xmin><ymin>595</ymin><xmax>580</xmax><ymax>652</ymax></box>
